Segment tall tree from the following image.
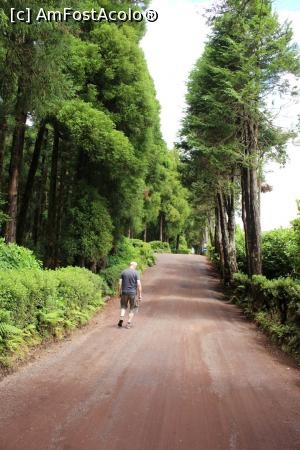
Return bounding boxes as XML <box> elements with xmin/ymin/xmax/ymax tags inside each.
<box><xmin>17</xmin><ymin>120</ymin><xmax>48</xmax><ymax>243</ymax></box>
<box><xmin>0</xmin><ymin>1</ymin><xmax>71</xmax><ymax>242</ymax></box>
<box><xmin>181</xmin><ymin>0</ymin><xmax>299</xmax><ymax>278</ymax></box>
<box><xmin>208</xmin><ymin>0</ymin><xmax>299</xmax><ymax>275</ymax></box>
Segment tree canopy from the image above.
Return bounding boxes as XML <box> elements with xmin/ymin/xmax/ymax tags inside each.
<box><xmin>0</xmin><ymin>0</ymin><xmax>191</xmax><ymax>270</ymax></box>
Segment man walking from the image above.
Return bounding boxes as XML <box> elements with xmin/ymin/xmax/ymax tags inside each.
<box><xmin>118</xmin><ymin>261</ymin><xmax>142</xmax><ymax>329</ymax></box>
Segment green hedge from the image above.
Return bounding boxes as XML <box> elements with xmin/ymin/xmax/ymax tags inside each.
<box><xmin>130</xmin><ymin>239</ymin><xmax>156</xmax><ymax>268</ymax></box>
<box><xmin>235</xmin><ymin>227</ymin><xmax>298</xmax><ymax>279</ymax></box>
<box><xmin>176</xmin><ymin>245</ymin><xmax>191</xmax><ymax>254</ymax></box>
<box><xmin>230</xmin><ymin>273</ymin><xmax>300</xmax><ymax>360</ymax></box>
<box><xmin>261</xmin><ymin>229</ymin><xmax>297</xmax><ymax>279</ymax></box>
<box><xmin>291</xmin><ymin>200</ymin><xmax>300</xmax><ymax>277</ymax></box>
<box><xmin>0</xmin><ymin>238</ymin><xmax>42</xmax><ymax>270</ymax></box>
<box><xmin>0</xmin><ymin>267</ymin><xmax>103</xmax><ymax>367</ymax></box>
<box><xmin>101</xmin><ymin>238</ymin><xmax>156</xmax><ymax>295</ymax></box>
<box><xmin>149</xmin><ymin>241</ymin><xmax>171</xmax><ymax>253</ymax></box>
<box><xmin>235</xmin><ymin>226</ymin><xmax>247</xmax><ymax>273</ymax></box>
<box><xmin>101</xmin><ymin>263</ymin><xmax>126</xmax><ymax>296</ymax></box>
<box><xmin>0</xmin><ymin>238</ymin><xmax>157</xmax><ymax>368</ymax></box>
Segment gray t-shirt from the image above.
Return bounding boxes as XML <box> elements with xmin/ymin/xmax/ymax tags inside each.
<box><xmin>121</xmin><ymin>268</ymin><xmax>140</xmax><ymax>295</ymax></box>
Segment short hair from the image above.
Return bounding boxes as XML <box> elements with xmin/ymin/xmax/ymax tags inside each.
<box><xmin>130</xmin><ymin>261</ymin><xmax>138</xmax><ymax>268</ymax></box>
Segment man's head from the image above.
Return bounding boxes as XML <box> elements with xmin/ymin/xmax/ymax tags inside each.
<box><xmin>129</xmin><ymin>261</ymin><xmax>138</xmax><ymax>270</ymax></box>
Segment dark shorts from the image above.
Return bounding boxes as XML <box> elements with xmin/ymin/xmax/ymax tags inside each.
<box><xmin>120</xmin><ymin>293</ymin><xmax>137</xmax><ymax>311</ymax></box>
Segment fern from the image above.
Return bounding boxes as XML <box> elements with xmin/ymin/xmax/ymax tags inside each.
<box><xmin>0</xmin><ymin>323</ymin><xmax>26</xmax><ymax>356</ymax></box>
<box><xmin>0</xmin><ymin>266</ymin><xmax>105</xmax><ymax>366</ymax></box>
<box><xmin>6</xmin><ymin>335</ymin><xmax>26</xmax><ymax>351</ymax></box>
<box><xmin>0</xmin><ymin>323</ymin><xmax>23</xmax><ymax>338</ymax></box>
<box><xmin>0</xmin><ymin>309</ymin><xmax>11</xmax><ymax>323</ymax></box>
<box><xmin>39</xmin><ymin>311</ymin><xmax>64</xmax><ymax>327</ymax></box>
<box><xmin>64</xmin><ymin>319</ymin><xmax>76</xmax><ymax>331</ymax></box>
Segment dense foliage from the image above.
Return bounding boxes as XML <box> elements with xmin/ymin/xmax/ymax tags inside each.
<box><xmin>292</xmin><ymin>201</ymin><xmax>300</xmax><ymax>277</ymax></box>
<box><xmin>149</xmin><ymin>241</ymin><xmax>171</xmax><ymax>253</ymax></box>
<box><xmin>0</xmin><ymin>1</ymin><xmax>190</xmax><ymax>269</ymax></box>
<box><xmin>0</xmin><ymin>266</ymin><xmax>104</xmax><ymax>367</ymax></box>
<box><xmin>230</xmin><ymin>203</ymin><xmax>300</xmax><ymax>360</ymax></box>
<box><xmin>235</xmin><ymin>227</ymin><xmax>298</xmax><ymax>279</ymax></box>
<box><xmin>262</xmin><ymin>229</ymin><xmax>297</xmax><ymax>279</ymax></box>
<box><xmin>0</xmin><ymin>238</ymin><xmax>42</xmax><ymax>269</ymax></box>
<box><xmin>230</xmin><ymin>273</ymin><xmax>300</xmax><ymax>360</ymax></box>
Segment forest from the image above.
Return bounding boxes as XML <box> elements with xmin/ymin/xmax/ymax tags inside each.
<box><xmin>0</xmin><ymin>0</ymin><xmax>190</xmax><ymax>264</ymax></box>
<box><xmin>0</xmin><ymin>0</ymin><xmax>300</xmax><ymax>367</ymax></box>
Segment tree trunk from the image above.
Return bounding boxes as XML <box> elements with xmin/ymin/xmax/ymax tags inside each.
<box><xmin>32</xmin><ymin>153</ymin><xmax>48</xmax><ymax>246</ymax></box>
<box><xmin>159</xmin><ymin>212</ymin><xmax>163</xmax><ymax>241</ymax></box>
<box><xmin>214</xmin><ymin>205</ymin><xmax>225</xmax><ymax>278</ymax></box>
<box><xmin>90</xmin><ymin>260</ymin><xmax>97</xmax><ymax>273</ymax></box>
<box><xmin>5</xmin><ymin>84</ymin><xmax>27</xmax><ymax>243</ymax></box>
<box><xmin>217</xmin><ymin>192</ymin><xmax>231</xmax><ymax>282</ymax></box>
<box><xmin>144</xmin><ymin>224</ymin><xmax>147</xmax><ymax>242</ymax></box>
<box><xmin>56</xmin><ymin>148</ymin><xmax>66</xmax><ymax>264</ymax></box>
<box><xmin>0</xmin><ymin>115</ymin><xmax>7</xmax><ymax>188</ymax></box>
<box><xmin>207</xmin><ymin>211</ymin><xmax>214</xmax><ymax>245</ymax></box>
<box><xmin>241</xmin><ymin>180</ymin><xmax>250</xmax><ymax>275</ymax></box>
<box><xmin>176</xmin><ymin>234</ymin><xmax>180</xmax><ymax>252</ymax></box>
<box><xmin>225</xmin><ymin>188</ymin><xmax>238</xmax><ymax>275</ymax></box>
<box><xmin>241</xmin><ymin>116</ymin><xmax>262</xmax><ymax>276</ymax></box>
<box><xmin>46</xmin><ymin>127</ymin><xmax>60</xmax><ymax>268</ymax></box>
<box><xmin>17</xmin><ymin>120</ymin><xmax>47</xmax><ymax>244</ymax></box>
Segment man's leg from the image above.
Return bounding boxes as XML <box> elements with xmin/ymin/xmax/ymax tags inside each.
<box><xmin>118</xmin><ymin>295</ymin><xmax>128</xmax><ymax>327</ymax></box>
<box><xmin>118</xmin><ymin>308</ymin><xmax>126</xmax><ymax>326</ymax></box>
<box><xmin>127</xmin><ymin>309</ymin><xmax>135</xmax><ymax>324</ymax></box>
<box><xmin>126</xmin><ymin>296</ymin><xmax>136</xmax><ymax>328</ymax></box>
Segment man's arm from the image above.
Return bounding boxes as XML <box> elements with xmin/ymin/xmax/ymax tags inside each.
<box><xmin>137</xmin><ymin>280</ymin><xmax>142</xmax><ymax>300</ymax></box>
<box><xmin>118</xmin><ymin>278</ymin><xmax>122</xmax><ymax>297</ymax></box>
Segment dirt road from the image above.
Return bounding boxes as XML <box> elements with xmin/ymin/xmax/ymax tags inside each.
<box><xmin>0</xmin><ymin>254</ymin><xmax>300</xmax><ymax>450</ymax></box>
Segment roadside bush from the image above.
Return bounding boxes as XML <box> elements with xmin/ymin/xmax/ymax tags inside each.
<box><xmin>207</xmin><ymin>243</ymin><xmax>220</xmax><ymax>271</ymax></box>
<box><xmin>0</xmin><ymin>238</ymin><xmax>156</xmax><ymax>367</ymax></box>
<box><xmin>262</xmin><ymin>228</ymin><xmax>296</xmax><ymax>279</ymax></box>
<box><xmin>0</xmin><ymin>267</ymin><xmax>103</xmax><ymax>367</ymax></box>
<box><xmin>0</xmin><ymin>269</ymin><xmax>57</xmax><ymax>330</ymax></box>
<box><xmin>235</xmin><ymin>226</ymin><xmax>247</xmax><ymax>273</ymax></box>
<box><xmin>107</xmin><ymin>237</ymin><xmax>155</xmax><ymax>270</ymax></box>
<box><xmin>291</xmin><ymin>200</ymin><xmax>300</xmax><ymax>277</ymax></box>
<box><xmin>230</xmin><ymin>273</ymin><xmax>300</xmax><ymax>360</ymax></box>
<box><xmin>254</xmin><ymin>311</ymin><xmax>297</xmax><ymax>351</ymax></box>
<box><xmin>175</xmin><ymin>236</ymin><xmax>191</xmax><ymax>254</ymax></box>
<box><xmin>149</xmin><ymin>241</ymin><xmax>171</xmax><ymax>253</ymax></box>
<box><xmin>101</xmin><ymin>238</ymin><xmax>156</xmax><ymax>294</ymax></box>
<box><xmin>130</xmin><ymin>239</ymin><xmax>156</xmax><ymax>267</ymax></box>
<box><xmin>101</xmin><ymin>263</ymin><xmax>126</xmax><ymax>296</ymax></box>
<box><xmin>235</xmin><ymin>227</ymin><xmax>297</xmax><ymax>279</ymax></box>
<box><xmin>0</xmin><ymin>239</ymin><xmax>42</xmax><ymax>270</ymax></box>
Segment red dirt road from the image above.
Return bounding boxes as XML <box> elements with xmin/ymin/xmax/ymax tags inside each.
<box><xmin>0</xmin><ymin>254</ymin><xmax>300</xmax><ymax>450</ymax></box>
